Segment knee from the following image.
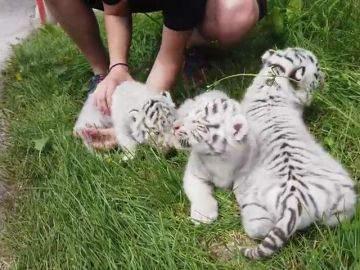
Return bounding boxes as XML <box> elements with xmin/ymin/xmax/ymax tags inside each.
<box><xmin>243</xmin><ymin>219</ymin><xmax>273</xmax><ymax>239</ymax></box>
<box><xmin>214</xmin><ymin>0</ymin><xmax>259</xmax><ymax>47</ymax></box>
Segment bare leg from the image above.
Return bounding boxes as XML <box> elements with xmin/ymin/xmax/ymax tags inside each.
<box><xmin>45</xmin><ymin>0</ymin><xmax>109</xmax><ymax>74</ymax></box>
<box><xmin>146</xmin><ymin>26</ymin><xmax>191</xmax><ymax>91</ymax></box>
<box><xmin>187</xmin><ymin>0</ymin><xmax>260</xmax><ymax>48</ymax></box>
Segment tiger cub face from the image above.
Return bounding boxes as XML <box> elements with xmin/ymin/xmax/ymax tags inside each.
<box><xmin>172</xmin><ymin>95</ymin><xmax>249</xmax><ymax>155</ymax></box>
<box><xmin>261</xmin><ymin>47</ymin><xmax>325</xmax><ymax>105</ymax></box>
<box><xmin>129</xmin><ymin>91</ymin><xmax>177</xmax><ymax>148</ymax></box>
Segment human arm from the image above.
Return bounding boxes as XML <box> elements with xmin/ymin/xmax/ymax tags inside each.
<box><xmin>146</xmin><ymin>26</ymin><xmax>191</xmax><ymax>91</ymax></box>
<box><xmin>94</xmin><ymin>0</ymin><xmax>133</xmax><ymax>116</ymax></box>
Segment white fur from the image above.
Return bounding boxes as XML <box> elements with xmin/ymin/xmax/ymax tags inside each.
<box><xmin>173</xmin><ymin>91</ymin><xmax>258</xmax><ymax>224</ymax></box>
<box><xmin>74</xmin><ymin>81</ymin><xmax>177</xmax><ymax>158</ymax></box>
<box><xmin>73</xmin><ymin>93</ymin><xmax>112</xmax><ymax>150</ymax></box>
<box><xmin>236</xmin><ymin>47</ymin><xmax>356</xmax><ymax>259</ymax></box>
<box><xmin>174</xmin><ymin>48</ymin><xmax>356</xmax><ymax>259</ymax></box>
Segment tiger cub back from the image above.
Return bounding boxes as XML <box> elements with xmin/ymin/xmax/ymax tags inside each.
<box><xmin>234</xmin><ymin>48</ymin><xmax>356</xmax><ymax>259</ymax></box>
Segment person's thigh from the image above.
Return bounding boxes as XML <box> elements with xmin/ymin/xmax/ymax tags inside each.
<box><xmin>200</xmin><ymin>0</ymin><xmax>265</xmax><ymax>47</ymax></box>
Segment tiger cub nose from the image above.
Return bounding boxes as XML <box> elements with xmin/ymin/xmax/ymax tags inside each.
<box><xmin>173</xmin><ymin>121</ymin><xmax>181</xmax><ymax>131</ymax></box>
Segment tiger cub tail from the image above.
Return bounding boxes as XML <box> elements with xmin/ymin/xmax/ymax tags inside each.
<box><xmin>240</xmin><ymin>196</ymin><xmax>302</xmax><ymax>260</ymax></box>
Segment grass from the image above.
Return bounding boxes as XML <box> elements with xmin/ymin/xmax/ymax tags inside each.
<box><xmin>0</xmin><ymin>0</ymin><xmax>359</xmax><ymax>269</ymax></box>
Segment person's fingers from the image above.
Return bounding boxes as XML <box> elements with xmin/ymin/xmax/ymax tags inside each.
<box><xmin>99</xmin><ymin>88</ymin><xmax>109</xmax><ymax>115</ymax></box>
<box><xmin>105</xmin><ymin>139</ymin><xmax>118</xmax><ymax>149</ymax></box>
<box><xmin>104</xmin><ymin>92</ymin><xmax>110</xmax><ymax>116</ymax></box>
<box><xmin>91</xmin><ymin>139</ymin><xmax>117</xmax><ymax>150</ymax></box>
<box><xmin>94</xmin><ymin>84</ymin><xmax>108</xmax><ymax>115</ymax></box>
<box><xmin>75</xmin><ymin>129</ymin><xmax>90</xmax><ymax>141</ymax></box>
<box><xmin>93</xmin><ymin>84</ymin><xmax>102</xmax><ymax>108</ymax></box>
<box><xmin>88</xmin><ymin>128</ymin><xmax>117</xmax><ymax>150</ymax></box>
<box><xmin>102</xmin><ymin>127</ymin><xmax>116</xmax><ymax>138</ymax></box>
<box><xmin>90</xmin><ymin>127</ymin><xmax>115</xmax><ymax>138</ymax></box>
<box><xmin>83</xmin><ymin>128</ymin><xmax>102</xmax><ymax>140</ymax></box>
<box><xmin>106</xmin><ymin>83</ymin><xmax>116</xmax><ymax>115</ymax></box>
<box><xmin>90</xmin><ymin>142</ymin><xmax>104</xmax><ymax>150</ymax></box>
<box><xmin>82</xmin><ymin>128</ymin><xmax>94</xmax><ymax>140</ymax></box>
<box><xmin>83</xmin><ymin>127</ymin><xmax>116</xmax><ymax>141</ymax></box>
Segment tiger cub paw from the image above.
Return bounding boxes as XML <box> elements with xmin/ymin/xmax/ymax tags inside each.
<box><xmin>190</xmin><ymin>199</ymin><xmax>218</xmax><ymax>225</ymax></box>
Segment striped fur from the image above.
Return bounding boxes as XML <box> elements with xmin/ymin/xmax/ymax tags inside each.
<box><xmin>74</xmin><ymin>81</ymin><xmax>177</xmax><ymax>158</ymax></box>
<box><xmin>173</xmin><ymin>91</ymin><xmax>258</xmax><ymax>224</ymax></box>
<box><xmin>234</xmin><ymin>48</ymin><xmax>357</xmax><ymax>259</ymax></box>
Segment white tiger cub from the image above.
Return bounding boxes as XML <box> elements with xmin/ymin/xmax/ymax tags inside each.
<box><xmin>73</xmin><ymin>81</ymin><xmax>177</xmax><ymax>158</ymax></box>
<box><xmin>234</xmin><ymin>48</ymin><xmax>357</xmax><ymax>259</ymax></box>
<box><xmin>173</xmin><ymin>90</ymin><xmax>258</xmax><ymax>224</ymax></box>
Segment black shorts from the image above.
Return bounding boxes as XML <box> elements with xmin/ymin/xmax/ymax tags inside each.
<box><xmin>86</xmin><ymin>0</ymin><xmax>267</xmax><ymax>31</ymax></box>
<box><xmin>86</xmin><ymin>0</ymin><xmax>207</xmax><ymax>31</ymax></box>
<box><xmin>257</xmin><ymin>0</ymin><xmax>267</xmax><ymax>21</ymax></box>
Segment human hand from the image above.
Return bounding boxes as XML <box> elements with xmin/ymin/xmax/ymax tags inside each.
<box><xmin>93</xmin><ymin>67</ymin><xmax>133</xmax><ymax>116</ymax></box>
<box><xmin>82</xmin><ymin>126</ymin><xmax>118</xmax><ymax>150</ymax></box>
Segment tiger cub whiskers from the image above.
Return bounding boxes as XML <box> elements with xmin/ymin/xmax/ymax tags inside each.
<box><xmin>173</xmin><ymin>90</ymin><xmax>258</xmax><ymax>224</ymax></box>
<box><xmin>231</xmin><ymin>47</ymin><xmax>356</xmax><ymax>259</ymax></box>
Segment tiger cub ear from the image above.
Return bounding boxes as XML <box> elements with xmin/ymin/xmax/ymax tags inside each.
<box><xmin>289</xmin><ymin>66</ymin><xmax>306</xmax><ymax>81</ymax></box>
<box><xmin>226</xmin><ymin>114</ymin><xmax>249</xmax><ymax>142</ymax></box>
<box><xmin>160</xmin><ymin>91</ymin><xmax>176</xmax><ymax>106</ymax></box>
<box><xmin>128</xmin><ymin>109</ymin><xmax>139</xmax><ymax>122</ymax></box>
<box><xmin>261</xmin><ymin>49</ymin><xmax>276</xmax><ymax>64</ymax></box>
<box><xmin>161</xmin><ymin>91</ymin><xmax>172</xmax><ymax>100</ymax></box>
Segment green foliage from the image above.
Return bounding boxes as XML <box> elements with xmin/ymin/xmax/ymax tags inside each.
<box><xmin>1</xmin><ymin>2</ymin><xmax>359</xmax><ymax>269</ymax></box>
<box><xmin>286</xmin><ymin>0</ymin><xmax>303</xmax><ymax>22</ymax></box>
<box><xmin>32</xmin><ymin>137</ymin><xmax>49</xmax><ymax>152</ymax></box>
